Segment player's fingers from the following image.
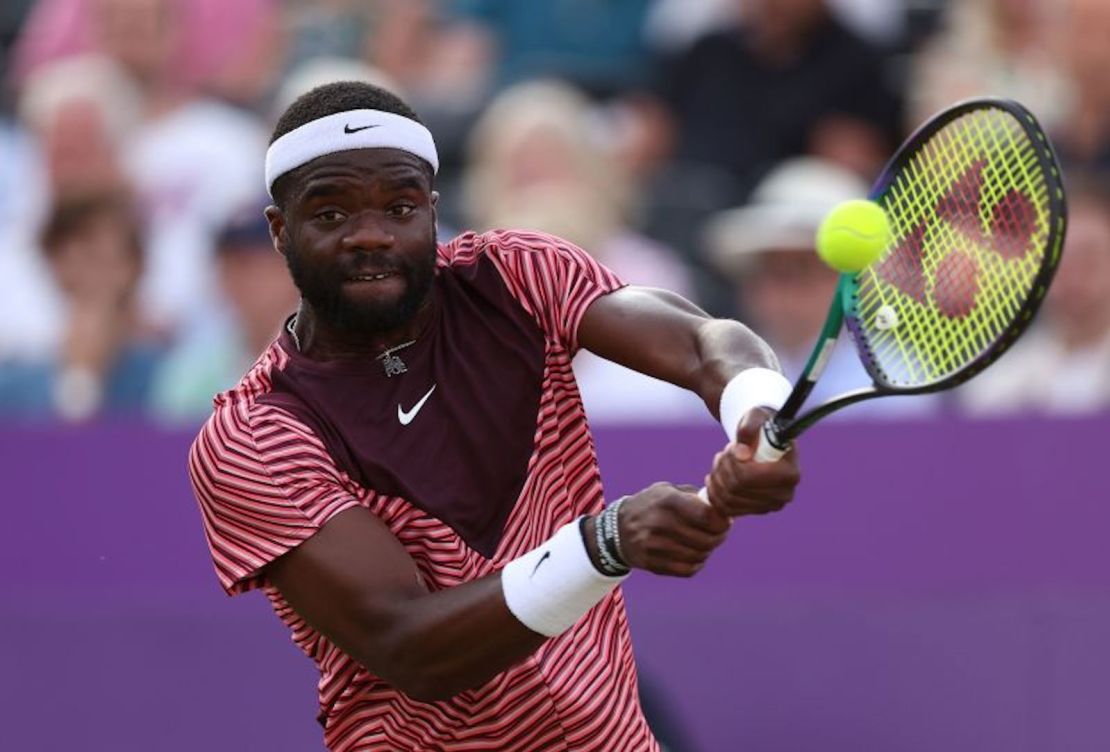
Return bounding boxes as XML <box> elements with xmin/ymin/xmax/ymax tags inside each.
<box><xmin>713</xmin><ymin>482</ymin><xmax>795</xmax><ymax>514</ymax></box>
<box><xmin>715</xmin><ymin>445</ymin><xmax>802</xmax><ymax>497</ymax></box>
<box><xmin>622</xmin><ymin>522</ymin><xmax>711</xmax><ymax>566</ymax></box>
<box><xmin>707</xmin><ymin>464</ymin><xmax>795</xmax><ymax>516</ymax></box>
<box><xmin>669</xmin><ymin>491</ymin><xmax>731</xmax><ymax>535</ymax></box>
<box><xmin>636</xmin><ymin>539</ymin><xmax>713</xmax><ymax>577</ymax></box>
<box><xmin>735</xmin><ymin>406</ymin><xmax>774</xmax><ymax>449</ymax></box>
<box><xmin>660</xmin><ymin>517</ymin><xmax>729</xmax><ymax>552</ymax></box>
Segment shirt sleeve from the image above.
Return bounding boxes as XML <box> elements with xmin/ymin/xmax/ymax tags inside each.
<box><xmin>471</xmin><ymin>229</ymin><xmax>626</xmax><ymax>353</ymax></box>
<box><xmin>187</xmin><ymin>400</ymin><xmax>362</xmax><ymax>595</ymax></box>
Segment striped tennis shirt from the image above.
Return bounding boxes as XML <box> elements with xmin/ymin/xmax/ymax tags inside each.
<box><xmin>188</xmin><ymin>230</ymin><xmax>660</xmax><ymax>751</ymax></box>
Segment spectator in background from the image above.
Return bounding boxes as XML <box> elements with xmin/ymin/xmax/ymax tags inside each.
<box><xmin>12</xmin><ymin>0</ymin><xmax>271</xmax><ymax>339</ymax></box>
<box><xmin>149</xmin><ymin>200</ymin><xmax>297</xmax><ymax>424</ymax></box>
<box><xmin>0</xmin><ymin>193</ymin><xmax>163</xmax><ymax>421</ymax></box>
<box><xmin>0</xmin><ymin>54</ymin><xmax>138</xmax><ymax>362</ymax></box>
<box><xmin>907</xmin><ymin>0</ymin><xmax>1072</xmax><ymax>134</ymax></box>
<box><xmin>368</xmin><ymin>0</ymin><xmax>492</xmax><ymax>113</ymax></box>
<box><xmin>446</xmin><ymin>0</ymin><xmax>653</xmax><ymax>96</ymax></box>
<box><xmin>643</xmin><ymin>0</ymin><xmax>739</xmax><ymax>56</ymax></box>
<box><xmin>13</xmin><ymin>0</ymin><xmax>282</xmax><ymax>109</ymax></box>
<box><xmin>463</xmin><ymin>80</ymin><xmax>691</xmax><ymax>295</ymax></box>
<box><xmin>283</xmin><ymin>0</ymin><xmax>370</xmax><ymax>68</ymax></box>
<box><xmin>644</xmin><ymin>0</ymin><xmax>904</xmax><ymax>57</ymax></box>
<box><xmin>958</xmin><ymin>183</ymin><xmax>1110</xmax><ymax>415</ymax></box>
<box><xmin>1052</xmin><ymin>0</ymin><xmax>1110</xmax><ymax>175</ymax></box>
<box><xmin>18</xmin><ymin>54</ymin><xmax>139</xmax><ymax>201</ymax></box>
<box><xmin>705</xmin><ymin>157</ymin><xmax>937</xmax><ymax>419</ymax></box>
<box><xmin>640</xmin><ymin>0</ymin><xmax>902</xmax><ymax>313</ymax></box>
<box><xmin>651</xmin><ymin>0</ymin><xmax>901</xmax><ymax>197</ymax></box>
<box><xmin>462</xmin><ymin>78</ymin><xmax>705</xmax><ymax>423</ymax></box>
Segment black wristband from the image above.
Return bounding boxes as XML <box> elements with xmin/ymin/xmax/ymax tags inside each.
<box><xmin>580</xmin><ymin>515</ymin><xmax>627</xmax><ymax>576</ymax></box>
<box><xmin>600</xmin><ymin>498</ymin><xmax>628</xmax><ymax>568</ymax></box>
<box><xmin>595</xmin><ymin>505</ymin><xmax>630</xmax><ymax>576</ymax></box>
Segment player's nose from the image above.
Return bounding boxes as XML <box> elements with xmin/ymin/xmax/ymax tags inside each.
<box><xmin>341</xmin><ymin>213</ymin><xmax>394</xmax><ymax>253</ymax></box>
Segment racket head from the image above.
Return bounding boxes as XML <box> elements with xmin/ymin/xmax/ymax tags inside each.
<box><xmin>842</xmin><ymin>98</ymin><xmax>1067</xmax><ymax>394</ymax></box>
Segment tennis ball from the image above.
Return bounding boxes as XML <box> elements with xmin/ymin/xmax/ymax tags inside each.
<box><xmin>816</xmin><ymin>200</ymin><xmax>892</xmax><ymax>273</ymax></box>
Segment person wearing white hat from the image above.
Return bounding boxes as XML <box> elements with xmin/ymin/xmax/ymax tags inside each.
<box><xmin>706</xmin><ymin>157</ymin><xmax>940</xmax><ymax>419</ymax></box>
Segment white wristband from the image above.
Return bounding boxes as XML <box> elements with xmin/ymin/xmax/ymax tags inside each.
<box><xmin>718</xmin><ymin>368</ymin><xmax>792</xmax><ymax>441</ymax></box>
<box><xmin>501</xmin><ymin>520</ymin><xmax>627</xmax><ymax>637</ymax></box>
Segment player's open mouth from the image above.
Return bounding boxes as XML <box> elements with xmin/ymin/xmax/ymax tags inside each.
<box><xmin>348</xmin><ymin>272</ymin><xmax>397</xmax><ymax>282</ymax></box>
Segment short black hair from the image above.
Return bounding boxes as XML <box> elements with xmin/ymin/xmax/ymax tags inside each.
<box><xmin>270</xmin><ymin>81</ymin><xmax>430</xmax><ymax>205</ymax></box>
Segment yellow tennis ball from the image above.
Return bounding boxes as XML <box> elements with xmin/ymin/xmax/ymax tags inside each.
<box><xmin>815</xmin><ymin>200</ymin><xmax>892</xmax><ymax>272</ymax></box>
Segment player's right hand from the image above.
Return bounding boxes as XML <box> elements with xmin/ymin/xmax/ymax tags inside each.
<box><xmin>617</xmin><ymin>482</ymin><xmax>732</xmax><ymax>578</ymax></box>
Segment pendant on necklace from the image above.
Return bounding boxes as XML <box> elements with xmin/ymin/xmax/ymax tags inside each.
<box><xmin>378</xmin><ymin>340</ymin><xmax>416</xmax><ymax>377</ymax></box>
<box><xmin>381</xmin><ymin>353</ymin><xmax>408</xmax><ymax>377</ymax></box>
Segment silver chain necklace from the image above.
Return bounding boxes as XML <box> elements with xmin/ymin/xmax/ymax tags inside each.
<box><xmin>286</xmin><ymin>315</ymin><xmax>416</xmax><ymax>377</ymax></box>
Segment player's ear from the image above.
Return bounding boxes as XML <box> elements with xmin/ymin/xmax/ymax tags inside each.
<box><xmin>265</xmin><ymin>205</ymin><xmax>288</xmax><ymax>257</ymax></box>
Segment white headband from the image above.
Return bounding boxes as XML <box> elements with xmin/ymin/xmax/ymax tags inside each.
<box><xmin>265</xmin><ymin>109</ymin><xmax>439</xmax><ymax>196</ymax></box>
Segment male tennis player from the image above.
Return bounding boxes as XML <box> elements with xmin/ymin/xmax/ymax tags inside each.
<box><xmin>189</xmin><ymin>81</ymin><xmax>800</xmax><ymax>751</ymax></box>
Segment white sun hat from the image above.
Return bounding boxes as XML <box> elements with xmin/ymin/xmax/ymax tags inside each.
<box><xmin>705</xmin><ymin>157</ymin><xmax>870</xmax><ymax>278</ymax></box>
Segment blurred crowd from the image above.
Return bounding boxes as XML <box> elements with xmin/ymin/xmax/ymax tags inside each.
<box><xmin>0</xmin><ymin>0</ymin><xmax>1108</xmax><ymax>426</ymax></box>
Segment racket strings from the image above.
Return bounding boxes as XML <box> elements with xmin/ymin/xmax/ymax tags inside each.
<box><xmin>854</xmin><ymin>107</ymin><xmax>1051</xmax><ymax>386</ymax></box>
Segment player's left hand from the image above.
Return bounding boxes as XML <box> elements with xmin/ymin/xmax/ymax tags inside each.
<box><xmin>704</xmin><ymin>407</ymin><xmax>801</xmax><ymax>517</ymax></box>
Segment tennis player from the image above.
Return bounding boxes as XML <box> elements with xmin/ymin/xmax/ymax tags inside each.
<box><xmin>188</xmin><ymin>81</ymin><xmax>801</xmax><ymax>751</ymax></box>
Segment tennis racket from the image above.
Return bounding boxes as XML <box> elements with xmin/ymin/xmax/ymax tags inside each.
<box><xmin>747</xmin><ymin>97</ymin><xmax>1068</xmax><ymax>462</ymax></box>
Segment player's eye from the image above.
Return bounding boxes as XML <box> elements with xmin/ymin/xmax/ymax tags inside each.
<box><xmin>314</xmin><ymin>209</ymin><xmax>346</xmax><ymax>223</ymax></box>
<box><xmin>388</xmin><ymin>203</ymin><xmax>416</xmax><ymax>219</ymax></box>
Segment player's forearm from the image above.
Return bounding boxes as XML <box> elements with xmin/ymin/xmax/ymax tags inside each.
<box><xmin>689</xmin><ymin>318</ymin><xmax>782</xmax><ymax>420</ymax></box>
<box><xmin>372</xmin><ymin>573</ymin><xmax>547</xmax><ymax>702</ymax></box>
<box><xmin>355</xmin><ymin>516</ymin><xmax>626</xmax><ymax>703</ymax></box>
<box><xmin>578</xmin><ymin>287</ymin><xmax>782</xmax><ymax>417</ymax></box>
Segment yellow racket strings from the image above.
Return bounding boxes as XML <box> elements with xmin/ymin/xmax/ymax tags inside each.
<box><xmin>855</xmin><ymin>109</ymin><xmax>1051</xmax><ymax>386</ymax></box>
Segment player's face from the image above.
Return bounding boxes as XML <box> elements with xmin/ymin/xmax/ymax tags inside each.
<box><xmin>271</xmin><ymin>149</ymin><xmax>438</xmax><ymax>336</ymax></box>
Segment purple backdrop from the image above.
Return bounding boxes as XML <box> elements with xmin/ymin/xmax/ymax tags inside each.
<box><xmin>2</xmin><ymin>416</ymin><xmax>1108</xmax><ymax>751</ymax></box>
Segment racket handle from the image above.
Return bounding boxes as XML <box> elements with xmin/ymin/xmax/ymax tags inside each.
<box><xmin>754</xmin><ymin>423</ymin><xmax>787</xmax><ymax>463</ymax></box>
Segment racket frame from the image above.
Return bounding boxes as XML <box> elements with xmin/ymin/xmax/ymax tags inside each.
<box><xmin>762</xmin><ymin>97</ymin><xmax>1068</xmax><ymax>451</ymax></box>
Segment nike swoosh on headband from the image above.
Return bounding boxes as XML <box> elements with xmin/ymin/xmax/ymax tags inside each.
<box><xmin>344</xmin><ymin>123</ymin><xmax>381</xmax><ymax>134</ymax></box>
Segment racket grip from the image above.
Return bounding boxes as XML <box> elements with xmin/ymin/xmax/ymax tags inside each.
<box><xmin>754</xmin><ymin>423</ymin><xmax>786</xmax><ymax>463</ymax></box>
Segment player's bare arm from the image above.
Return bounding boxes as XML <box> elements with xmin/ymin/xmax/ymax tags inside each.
<box><xmin>579</xmin><ymin>286</ymin><xmax>779</xmax><ymax>413</ymax></box>
<box><xmin>578</xmin><ymin>286</ymin><xmax>802</xmax><ymax>516</ymax></box>
<box><xmin>268</xmin><ymin>481</ymin><xmax>730</xmax><ymax>702</ymax></box>
<box><xmin>267</xmin><ymin>506</ymin><xmax>537</xmax><ymax>703</ymax></box>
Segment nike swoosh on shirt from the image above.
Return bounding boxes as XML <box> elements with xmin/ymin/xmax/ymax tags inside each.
<box><xmin>398</xmin><ymin>385</ymin><xmax>436</xmax><ymax>426</ymax></box>
<box><xmin>344</xmin><ymin>123</ymin><xmax>381</xmax><ymax>134</ymax></box>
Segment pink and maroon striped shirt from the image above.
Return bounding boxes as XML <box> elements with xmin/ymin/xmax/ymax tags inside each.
<box><xmin>188</xmin><ymin>230</ymin><xmax>660</xmax><ymax>751</ymax></box>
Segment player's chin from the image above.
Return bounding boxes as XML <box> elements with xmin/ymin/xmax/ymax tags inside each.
<box><xmin>335</xmin><ymin>289</ymin><xmax>420</xmax><ymax>332</ymax></box>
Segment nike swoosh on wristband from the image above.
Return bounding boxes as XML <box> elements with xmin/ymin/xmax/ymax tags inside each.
<box><xmin>344</xmin><ymin>124</ymin><xmax>381</xmax><ymax>134</ymax></box>
<box><xmin>398</xmin><ymin>384</ymin><xmax>436</xmax><ymax>426</ymax></box>
<box><xmin>530</xmin><ymin>551</ymin><xmax>551</xmax><ymax>579</ymax></box>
